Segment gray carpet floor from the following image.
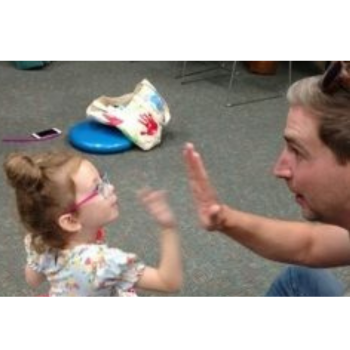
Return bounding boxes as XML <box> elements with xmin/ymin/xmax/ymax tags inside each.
<box><xmin>1</xmin><ymin>61</ymin><xmax>349</xmax><ymax>296</ymax></box>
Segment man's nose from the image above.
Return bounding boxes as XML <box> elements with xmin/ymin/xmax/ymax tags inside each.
<box><xmin>273</xmin><ymin>150</ymin><xmax>292</xmax><ymax>179</ymax></box>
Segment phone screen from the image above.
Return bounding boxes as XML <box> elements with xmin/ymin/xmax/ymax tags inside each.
<box><xmin>35</xmin><ymin>129</ymin><xmax>60</xmax><ymax>137</ymax></box>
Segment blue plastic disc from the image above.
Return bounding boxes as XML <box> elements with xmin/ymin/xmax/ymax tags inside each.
<box><xmin>68</xmin><ymin>120</ymin><xmax>133</xmax><ymax>154</ymax></box>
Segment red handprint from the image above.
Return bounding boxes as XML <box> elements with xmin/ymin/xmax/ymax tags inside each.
<box><xmin>103</xmin><ymin>112</ymin><xmax>123</xmax><ymax>127</ymax></box>
<box><xmin>139</xmin><ymin>113</ymin><xmax>158</xmax><ymax>136</ymax></box>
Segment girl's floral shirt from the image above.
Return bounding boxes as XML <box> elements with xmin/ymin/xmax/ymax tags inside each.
<box><xmin>24</xmin><ymin>235</ymin><xmax>145</xmax><ymax>296</ymax></box>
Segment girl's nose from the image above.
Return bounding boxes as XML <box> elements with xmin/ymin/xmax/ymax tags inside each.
<box><xmin>109</xmin><ymin>183</ymin><xmax>116</xmax><ymax>195</ymax></box>
<box><xmin>103</xmin><ymin>182</ymin><xmax>115</xmax><ymax>198</ymax></box>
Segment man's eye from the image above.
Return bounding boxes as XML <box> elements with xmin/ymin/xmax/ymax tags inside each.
<box><xmin>292</xmin><ymin>148</ymin><xmax>304</xmax><ymax>159</ymax></box>
<box><xmin>287</xmin><ymin>144</ymin><xmax>299</xmax><ymax>155</ymax></box>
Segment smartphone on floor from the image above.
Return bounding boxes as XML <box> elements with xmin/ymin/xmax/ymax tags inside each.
<box><xmin>32</xmin><ymin>128</ymin><xmax>62</xmax><ymax>139</ymax></box>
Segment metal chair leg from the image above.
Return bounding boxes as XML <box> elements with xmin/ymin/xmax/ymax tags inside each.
<box><xmin>226</xmin><ymin>61</ymin><xmax>293</xmax><ymax>107</ymax></box>
<box><xmin>288</xmin><ymin>61</ymin><xmax>292</xmax><ymax>88</ymax></box>
<box><xmin>177</xmin><ymin>61</ymin><xmax>229</xmax><ymax>85</ymax></box>
<box><xmin>181</xmin><ymin>61</ymin><xmax>187</xmax><ymax>81</ymax></box>
<box><xmin>225</xmin><ymin>61</ymin><xmax>238</xmax><ymax>107</ymax></box>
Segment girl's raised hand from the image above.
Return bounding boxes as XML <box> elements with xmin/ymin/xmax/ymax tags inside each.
<box><xmin>138</xmin><ymin>188</ymin><xmax>177</xmax><ymax>229</ymax></box>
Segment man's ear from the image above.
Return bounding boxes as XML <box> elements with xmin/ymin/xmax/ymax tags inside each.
<box><xmin>58</xmin><ymin>213</ymin><xmax>82</xmax><ymax>233</ymax></box>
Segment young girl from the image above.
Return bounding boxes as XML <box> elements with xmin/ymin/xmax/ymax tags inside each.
<box><xmin>4</xmin><ymin>151</ymin><xmax>182</xmax><ymax>296</ymax></box>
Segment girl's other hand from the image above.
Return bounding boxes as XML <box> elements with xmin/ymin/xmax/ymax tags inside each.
<box><xmin>138</xmin><ymin>188</ymin><xmax>177</xmax><ymax>229</ymax></box>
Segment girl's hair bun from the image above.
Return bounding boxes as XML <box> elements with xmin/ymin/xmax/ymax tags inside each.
<box><xmin>4</xmin><ymin>153</ymin><xmax>43</xmax><ymax>192</ymax></box>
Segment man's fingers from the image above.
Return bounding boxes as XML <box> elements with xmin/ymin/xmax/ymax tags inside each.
<box><xmin>183</xmin><ymin>143</ymin><xmax>197</xmax><ymax>179</ymax></box>
<box><xmin>184</xmin><ymin>142</ymin><xmax>219</xmax><ymax>206</ymax></box>
<box><xmin>183</xmin><ymin>143</ymin><xmax>211</xmax><ymax>187</ymax></box>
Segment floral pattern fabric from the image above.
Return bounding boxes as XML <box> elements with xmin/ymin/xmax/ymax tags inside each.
<box><xmin>25</xmin><ymin>235</ymin><xmax>145</xmax><ymax>296</ymax></box>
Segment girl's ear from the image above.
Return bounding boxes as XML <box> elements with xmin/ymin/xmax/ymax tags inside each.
<box><xmin>58</xmin><ymin>213</ymin><xmax>82</xmax><ymax>233</ymax></box>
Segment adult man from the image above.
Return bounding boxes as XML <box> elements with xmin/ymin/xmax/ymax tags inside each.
<box><xmin>183</xmin><ymin>61</ymin><xmax>350</xmax><ymax>296</ymax></box>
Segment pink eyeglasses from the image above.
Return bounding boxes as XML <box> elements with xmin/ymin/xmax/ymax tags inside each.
<box><xmin>65</xmin><ymin>173</ymin><xmax>111</xmax><ymax>213</ymax></box>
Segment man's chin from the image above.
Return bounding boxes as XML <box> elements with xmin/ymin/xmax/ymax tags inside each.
<box><xmin>301</xmin><ymin>208</ymin><xmax>319</xmax><ymax>222</ymax></box>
